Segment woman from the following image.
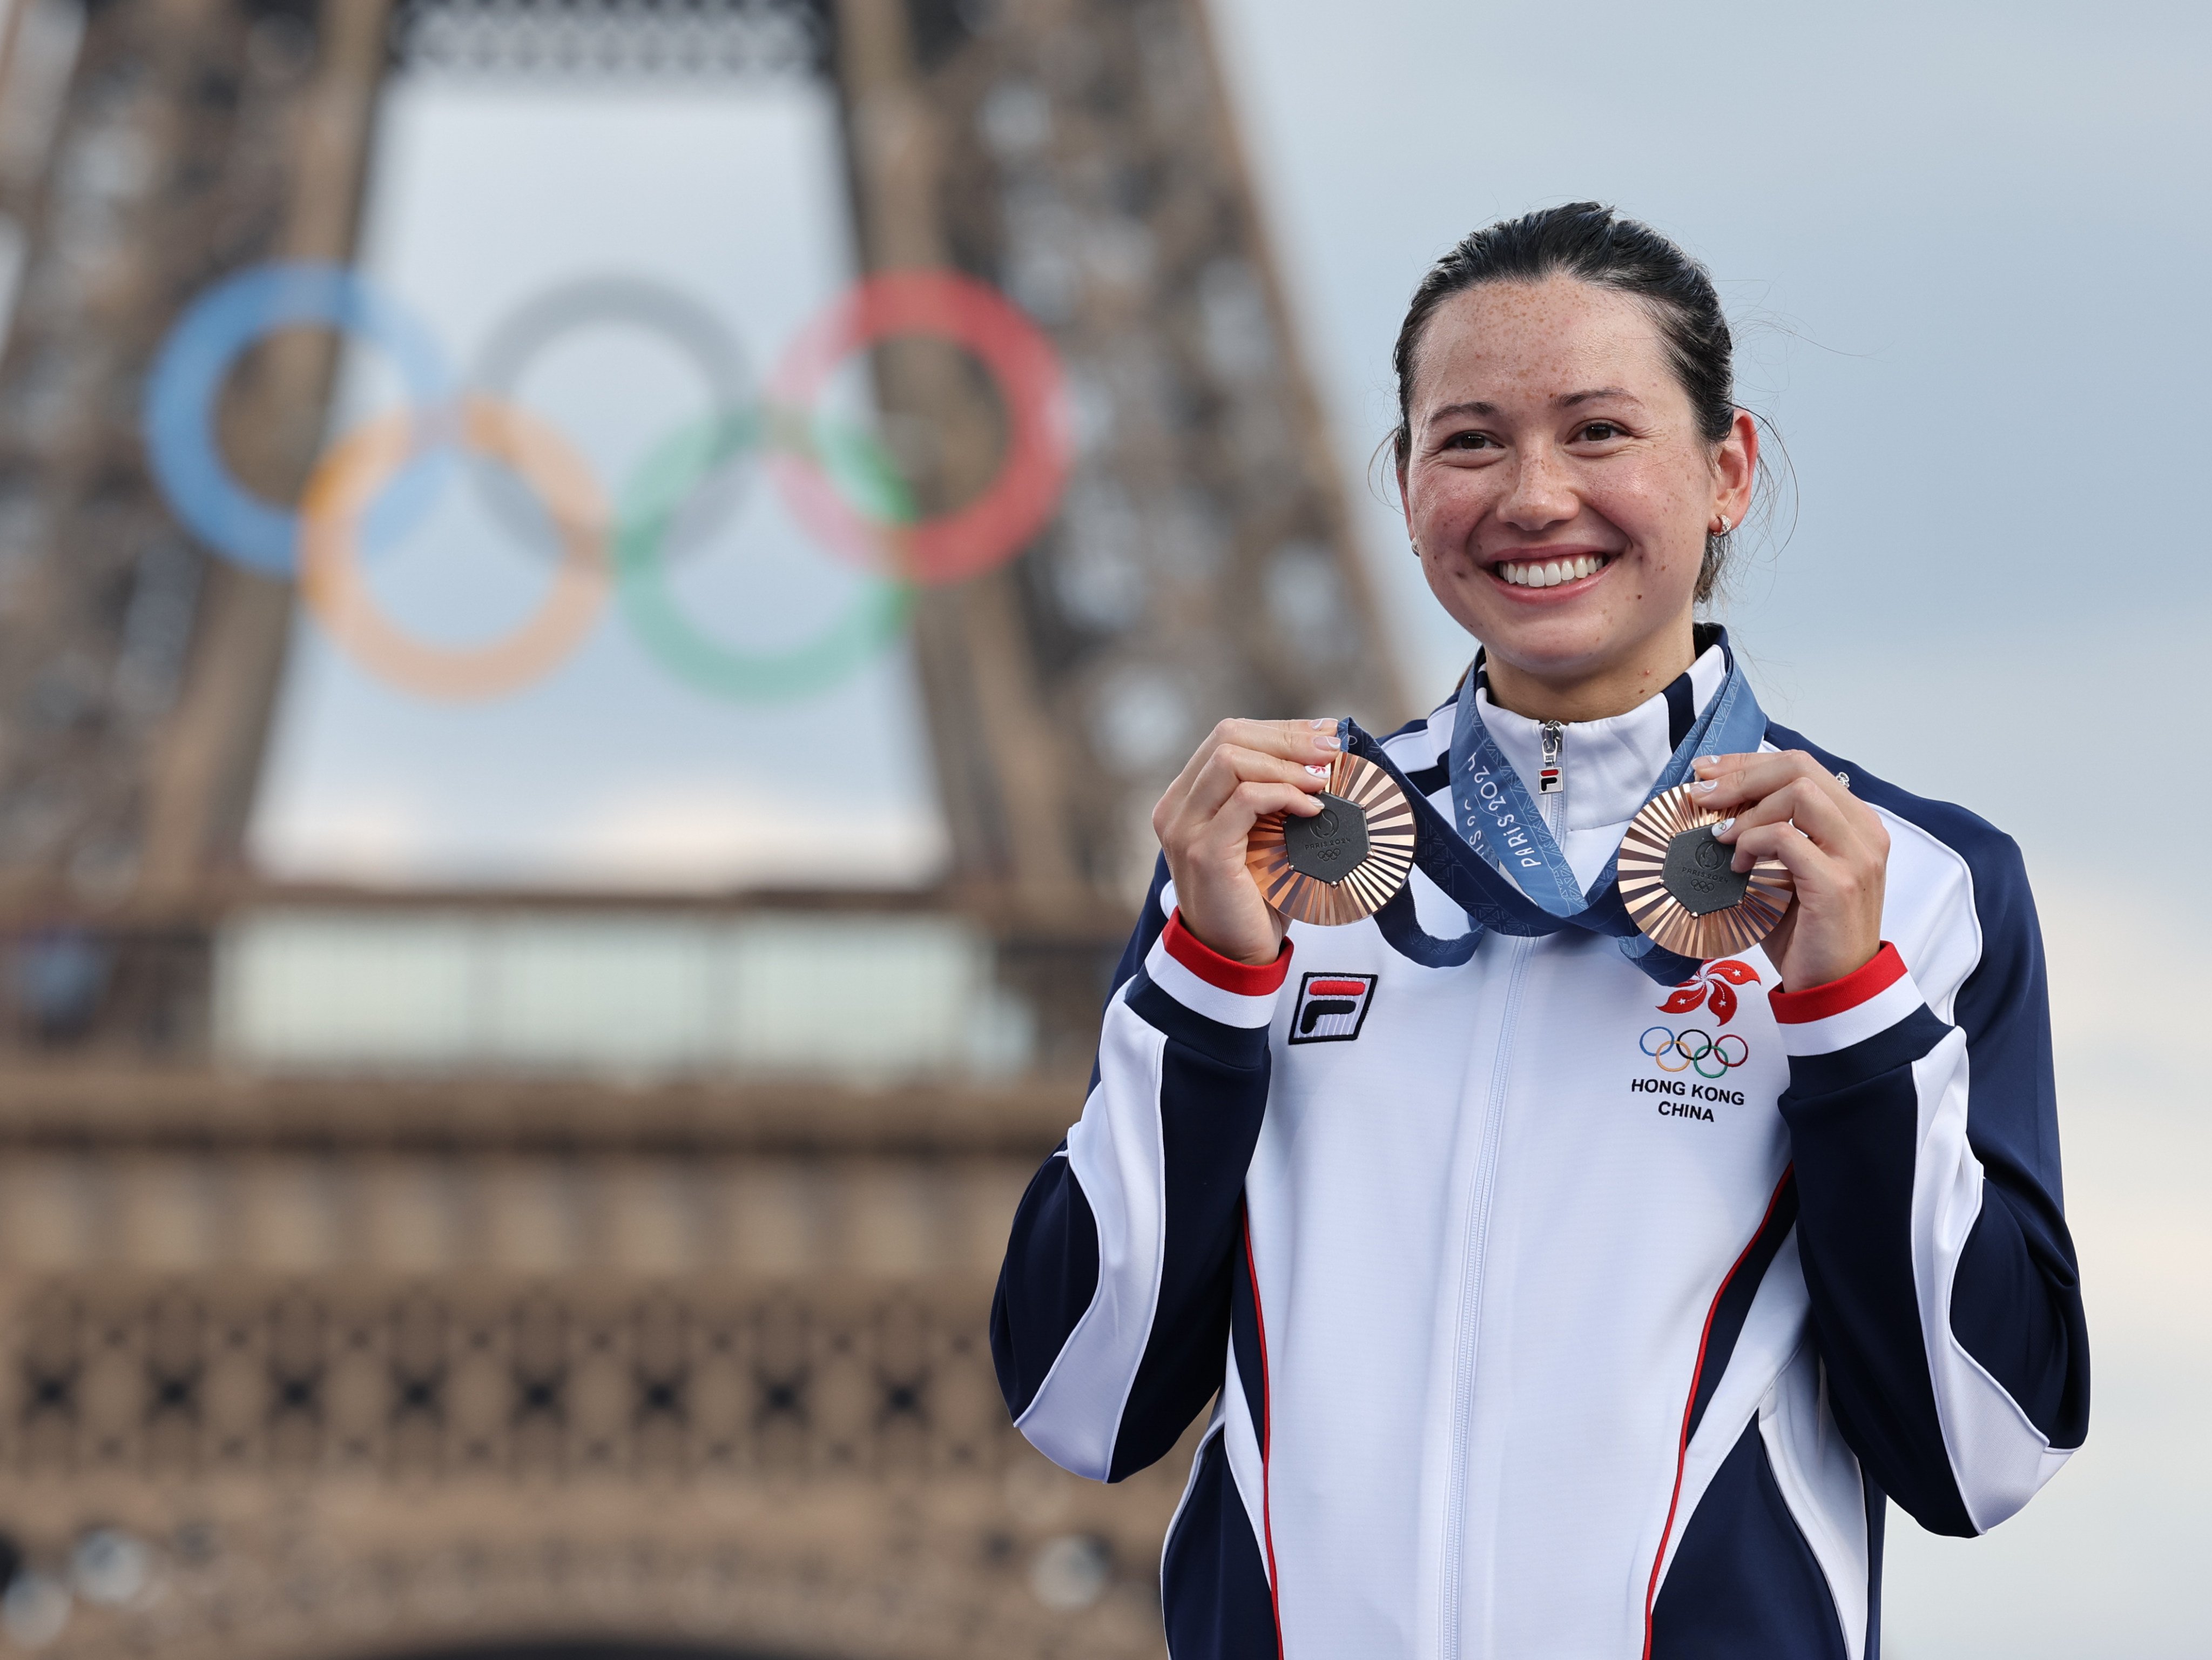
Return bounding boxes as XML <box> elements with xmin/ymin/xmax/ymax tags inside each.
<box><xmin>991</xmin><ymin>204</ymin><xmax>2087</xmax><ymax>1658</ymax></box>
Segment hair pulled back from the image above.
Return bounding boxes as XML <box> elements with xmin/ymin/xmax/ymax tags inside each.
<box><xmin>1390</xmin><ymin>203</ymin><xmax>1744</xmax><ymax>603</ymax></box>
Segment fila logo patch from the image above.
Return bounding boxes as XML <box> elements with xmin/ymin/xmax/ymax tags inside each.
<box><xmin>1289</xmin><ymin>972</ymin><xmax>1379</xmax><ymax>1044</ymax></box>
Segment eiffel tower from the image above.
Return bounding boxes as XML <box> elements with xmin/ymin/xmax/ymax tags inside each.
<box><xmin>0</xmin><ymin>2</ymin><xmax>1401</xmax><ymax>1655</ymax></box>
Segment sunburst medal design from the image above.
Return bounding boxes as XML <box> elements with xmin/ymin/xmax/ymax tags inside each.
<box><xmin>1245</xmin><ymin>752</ymin><xmax>1417</xmax><ymax>926</ymax></box>
<box><xmin>1618</xmin><ymin>782</ymin><xmax>1794</xmax><ymax>959</ymax></box>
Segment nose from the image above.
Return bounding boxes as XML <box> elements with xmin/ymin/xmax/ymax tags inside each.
<box><xmin>1497</xmin><ymin>443</ymin><xmax>1578</xmax><ymax>533</ymax></box>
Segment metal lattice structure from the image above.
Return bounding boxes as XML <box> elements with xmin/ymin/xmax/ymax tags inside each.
<box><xmin>0</xmin><ymin>1</ymin><xmax>1402</xmax><ymax>1654</ymax></box>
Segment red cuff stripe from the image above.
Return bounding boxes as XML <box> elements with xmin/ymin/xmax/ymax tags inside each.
<box><xmin>1769</xmin><ymin>942</ymin><xmax>1907</xmax><ymax>1025</ymax></box>
<box><xmin>1162</xmin><ymin>911</ymin><xmax>1293</xmax><ymax>996</ymax></box>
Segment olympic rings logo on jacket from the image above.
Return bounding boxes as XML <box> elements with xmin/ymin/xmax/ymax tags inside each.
<box><xmin>1640</xmin><ymin>1025</ymin><xmax>1750</xmax><ymax>1079</ymax></box>
<box><xmin>141</xmin><ymin>261</ymin><xmax>1074</xmax><ymax>702</ymax></box>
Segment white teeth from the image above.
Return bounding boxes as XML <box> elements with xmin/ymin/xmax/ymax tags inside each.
<box><xmin>1498</xmin><ymin>554</ymin><xmax>1608</xmax><ymax>588</ymax></box>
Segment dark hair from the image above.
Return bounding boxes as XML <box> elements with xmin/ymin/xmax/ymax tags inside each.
<box><xmin>1390</xmin><ymin>203</ymin><xmax>1745</xmax><ymax>603</ymax></box>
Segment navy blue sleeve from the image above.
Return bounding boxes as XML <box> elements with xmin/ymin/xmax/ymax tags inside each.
<box><xmin>1767</xmin><ymin>724</ymin><xmax>2089</xmax><ymax>1537</ymax></box>
<box><xmin>990</xmin><ymin>856</ymin><xmax>1277</xmax><ymax>1482</ymax></box>
<box><xmin>989</xmin><ymin>859</ymin><xmax>1169</xmax><ymax>1420</ymax></box>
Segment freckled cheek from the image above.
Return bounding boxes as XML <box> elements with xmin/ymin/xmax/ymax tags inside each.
<box><xmin>1409</xmin><ymin>469</ymin><xmax>1499</xmax><ymax>537</ymax></box>
<box><xmin>1590</xmin><ymin>472</ymin><xmax>1699</xmax><ymax>552</ymax></box>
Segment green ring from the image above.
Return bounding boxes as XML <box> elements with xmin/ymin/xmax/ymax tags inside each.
<box><xmin>612</xmin><ymin>407</ymin><xmax>915</xmax><ymax>702</ymax></box>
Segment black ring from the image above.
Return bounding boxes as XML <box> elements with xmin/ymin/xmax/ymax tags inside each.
<box><xmin>467</xmin><ymin>274</ymin><xmax>754</xmax><ymax>559</ymax></box>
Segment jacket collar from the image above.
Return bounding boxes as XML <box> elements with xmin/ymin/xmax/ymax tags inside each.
<box><xmin>1467</xmin><ymin>628</ymin><xmax>1732</xmax><ymax>834</ymax></box>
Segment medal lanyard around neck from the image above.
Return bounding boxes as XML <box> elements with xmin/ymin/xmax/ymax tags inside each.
<box><xmin>1339</xmin><ymin>636</ymin><xmax>1769</xmax><ymax>982</ymax></box>
<box><xmin>1447</xmin><ymin>643</ymin><xmax>1761</xmax><ymax>915</ymax></box>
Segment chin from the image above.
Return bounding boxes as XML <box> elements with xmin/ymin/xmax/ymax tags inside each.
<box><xmin>1459</xmin><ymin>602</ymin><xmax>1615</xmax><ymax>670</ymax></box>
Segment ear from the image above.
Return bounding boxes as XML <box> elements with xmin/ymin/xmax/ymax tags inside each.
<box><xmin>1714</xmin><ymin>409</ymin><xmax>1758</xmax><ymax>525</ymax></box>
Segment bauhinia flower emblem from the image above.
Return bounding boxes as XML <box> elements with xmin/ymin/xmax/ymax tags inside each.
<box><xmin>1656</xmin><ymin>958</ymin><xmax>1762</xmax><ymax>1026</ymax></box>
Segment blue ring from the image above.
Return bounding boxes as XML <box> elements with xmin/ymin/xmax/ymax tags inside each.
<box><xmin>142</xmin><ymin>261</ymin><xmax>456</xmax><ymax>576</ymax></box>
<box><xmin>1640</xmin><ymin>1025</ymin><xmax>1674</xmax><ymax>1057</ymax></box>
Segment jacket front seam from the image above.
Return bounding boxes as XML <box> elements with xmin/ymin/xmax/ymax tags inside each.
<box><xmin>1437</xmin><ymin>932</ymin><xmax>1533</xmax><ymax>1660</ymax></box>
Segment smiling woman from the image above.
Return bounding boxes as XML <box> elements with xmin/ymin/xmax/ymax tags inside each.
<box><xmin>1392</xmin><ymin>209</ymin><xmax>1754</xmax><ymax>723</ymax></box>
<box><xmin>991</xmin><ymin>203</ymin><xmax>2090</xmax><ymax>1660</ymax></box>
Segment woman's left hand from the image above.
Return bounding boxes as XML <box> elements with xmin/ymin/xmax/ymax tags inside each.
<box><xmin>1692</xmin><ymin>750</ymin><xmax>1890</xmax><ymax>992</ymax></box>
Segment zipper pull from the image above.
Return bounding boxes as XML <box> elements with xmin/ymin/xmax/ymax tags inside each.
<box><xmin>1538</xmin><ymin>720</ymin><xmax>1564</xmax><ymax>795</ymax></box>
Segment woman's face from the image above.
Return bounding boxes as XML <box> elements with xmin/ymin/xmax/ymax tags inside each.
<box><xmin>1398</xmin><ymin>275</ymin><xmax>1754</xmax><ymax>704</ymax></box>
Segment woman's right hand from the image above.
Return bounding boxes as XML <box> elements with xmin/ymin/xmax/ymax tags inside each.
<box><xmin>1151</xmin><ymin>717</ymin><xmax>1343</xmax><ymax>965</ymax></box>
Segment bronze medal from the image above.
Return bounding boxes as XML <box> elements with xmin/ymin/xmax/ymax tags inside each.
<box><xmin>1617</xmin><ymin>783</ymin><xmax>1793</xmax><ymax>960</ymax></box>
<box><xmin>1246</xmin><ymin>752</ymin><xmax>1417</xmax><ymax>926</ymax></box>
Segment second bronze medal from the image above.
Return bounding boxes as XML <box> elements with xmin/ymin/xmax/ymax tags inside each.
<box><xmin>1617</xmin><ymin>782</ymin><xmax>1793</xmax><ymax>959</ymax></box>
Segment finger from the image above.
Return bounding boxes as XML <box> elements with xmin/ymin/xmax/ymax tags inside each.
<box><xmin>1691</xmin><ymin>750</ymin><xmax>1851</xmax><ymax>815</ymax></box>
<box><xmin>1196</xmin><ymin>781</ymin><xmax>1331</xmax><ymax>854</ymax></box>
<box><xmin>1161</xmin><ymin>717</ymin><xmax>1342</xmax><ymax>826</ymax></box>
<box><xmin>1712</xmin><ymin>776</ymin><xmax>1856</xmax><ymax>848</ymax></box>
<box><xmin>1180</xmin><ymin>743</ymin><xmax>1333</xmax><ymax>828</ymax></box>
<box><xmin>1164</xmin><ymin>756</ymin><xmax>1325</xmax><ymax>857</ymax></box>
<box><xmin>1726</xmin><ymin>818</ymin><xmax>1836</xmax><ymax>885</ymax></box>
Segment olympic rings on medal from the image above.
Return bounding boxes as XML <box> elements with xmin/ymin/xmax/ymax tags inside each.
<box><xmin>141</xmin><ymin>262</ymin><xmax>1075</xmax><ymax>702</ymax></box>
<box><xmin>144</xmin><ymin>261</ymin><xmax>455</xmax><ymax>577</ymax></box>
<box><xmin>298</xmin><ymin>396</ymin><xmax>609</xmax><ymax>702</ymax></box>
<box><xmin>766</xmin><ymin>270</ymin><xmax>1074</xmax><ymax>587</ymax></box>
<box><xmin>1640</xmin><ymin>1026</ymin><xmax>1750</xmax><ymax>1079</ymax></box>
<box><xmin>613</xmin><ymin>408</ymin><xmax>916</xmax><ymax>703</ymax></box>
<box><xmin>469</xmin><ymin>274</ymin><xmax>754</xmax><ymax>560</ymax></box>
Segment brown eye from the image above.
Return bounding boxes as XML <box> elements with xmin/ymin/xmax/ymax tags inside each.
<box><xmin>1578</xmin><ymin>421</ymin><xmax>1622</xmax><ymax>442</ymax></box>
<box><xmin>1446</xmin><ymin>431</ymin><xmax>1495</xmax><ymax>451</ymax></box>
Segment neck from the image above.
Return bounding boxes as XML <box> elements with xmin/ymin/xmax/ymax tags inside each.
<box><xmin>1481</xmin><ymin>621</ymin><xmax>1700</xmax><ymax>724</ymax></box>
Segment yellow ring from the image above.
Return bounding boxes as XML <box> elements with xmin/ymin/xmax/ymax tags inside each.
<box><xmin>297</xmin><ymin>395</ymin><xmax>609</xmax><ymax>701</ymax></box>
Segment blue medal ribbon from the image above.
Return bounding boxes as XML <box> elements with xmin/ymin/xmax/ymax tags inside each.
<box><xmin>1339</xmin><ymin>634</ymin><xmax>1770</xmax><ymax>985</ymax></box>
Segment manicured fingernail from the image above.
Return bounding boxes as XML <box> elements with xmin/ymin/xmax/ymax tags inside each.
<box><xmin>1315</xmin><ymin>734</ymin><xmax>1341</xmax><ymax>751</ymax></box>
<box><xmin>1711</xmin><ymin>817</ymin><xmax>1735</xmax><ymax>837</ymax></box>
<box><xmin>1309</xmin><ymin>718</ymin><xmax>1335</xmax><ymax>730</ymax></box>
<box><xmin>1305</xmin><ymin>764</ymin><xmax>1329</xmax><ymax>777</ymax></box>
<box><xmin>1693</xmin><ymin>778</ymin><xmax>1719</xmax><ymax>793</ymax></box>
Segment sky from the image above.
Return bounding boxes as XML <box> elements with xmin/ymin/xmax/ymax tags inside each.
<box><xmin>1204</xmin><ymin>0</ymin><xmax>2212</xmax><ymax>1652</ymax></box>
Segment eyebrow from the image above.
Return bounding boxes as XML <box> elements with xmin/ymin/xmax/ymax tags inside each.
<box><xmin>1424</xmin><ymin>387</ymin><xmax>1647</xmax><ymax>429</ymax></box>
<box><xmin>1559</xmin><ymin>386</ymin><xmax>1643</xmax><ymax>409</ymax></box>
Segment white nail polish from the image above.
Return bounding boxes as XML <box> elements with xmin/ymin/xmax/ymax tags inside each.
<box><xmin>1306</xmin><ymin>764</ymin><xmax>1328</xmax><ymax>777</ymax></box>
<box><xmin>1693</xmin><ymin>778</ymin><xmax>1719</xmax><ymax>792</ymax></box>
<box><xmin>1710</xmin><ymin>818</ymin><xmax>1735</xmax><ymax>837</ymax></box>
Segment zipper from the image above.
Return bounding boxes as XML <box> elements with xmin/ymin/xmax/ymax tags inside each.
<box><xmin>1436</xmin><ymin>933</ymin><xmax>1535</xmax><ymax>1660</ymax></box>
<box><xmin>1439</xmin><ymin>716</ymin><xmax>1569</xmax><ymax>1655</ymax></box>
<box><xmin>1537</xmin><ymin>720</ymin><xmax>1564</xmax><ymax>795</ymax></box>
<box><xmin>1441</xmin><ymin>720</ymin><xmax>1566</xmax><ymax>1654</ymax></box>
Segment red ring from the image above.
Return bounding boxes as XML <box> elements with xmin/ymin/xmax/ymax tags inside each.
<box><xmin>765</xmin><ymin>271</ymin><xmax>1073</xmax><ymax>587</ymax></box>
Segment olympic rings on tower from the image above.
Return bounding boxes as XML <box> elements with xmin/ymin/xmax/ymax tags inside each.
<box><xmin>1640</xmin><ymin>1026</ymin><xmax>1749</xmax><ymax>1079</ymax></box>
<box><xmin>138</xmin><ymin>264</ymin><xmax>1075</xmax><ymax>702</ymax></box>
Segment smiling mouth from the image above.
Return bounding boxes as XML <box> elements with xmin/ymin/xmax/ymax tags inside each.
<box><xmin>1492</xmin><ymin>553</ymin><xmax>1614</xmax><ymax>590</ymax></box>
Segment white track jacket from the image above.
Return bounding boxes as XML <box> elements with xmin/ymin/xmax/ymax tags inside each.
<box><xmin>991</xmin><ymin>643</ymin><xmax>2088</xmax><ymax>1659</ymax></box>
